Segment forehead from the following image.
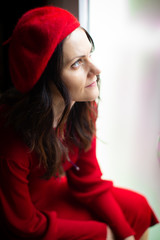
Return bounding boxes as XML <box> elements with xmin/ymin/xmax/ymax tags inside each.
<box><xmin>62</xmin><ymin>27</ymin><xmax>92</xmax><ymax>62</ymax></box>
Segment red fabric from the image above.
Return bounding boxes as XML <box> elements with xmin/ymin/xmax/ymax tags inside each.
<box><xmin>0</xmin><ymin>112</ymin><xmax>159</xmax><ymax>239</ymax></box>
<box><xmin>111</xmin><ymin>187</ymin><xmax>159</xmax><ymax>239</ymax></box>
<box><xmin>8</xmin><ymin>6</ymin><xmax>80</xmax><ymax>93</ymax></box>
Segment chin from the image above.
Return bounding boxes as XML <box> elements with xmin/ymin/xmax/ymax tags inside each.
<box><xmin>74</xmin><ymin>90</ymin><xmax>99</xmax><ymax>102</ymax></box>
<box><xmin>87</xmin><ymin>88</ymin><xmax>99</xmax><ymax>100</ymax></box>
<box><xmin>90</xmin><ymin>92</ymin><xmax>99</xmax><ymax>101</ymax></box>
<box><xmin>84</xmin><ymin>94</ymin><xmax>99</xmax><ymax>102</ymax></box>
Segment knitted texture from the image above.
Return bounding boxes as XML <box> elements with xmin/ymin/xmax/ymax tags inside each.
<box><xmin>8</xmin><ymin>6</ymin><xmax>80</xmax><ymax>92</ymax></box>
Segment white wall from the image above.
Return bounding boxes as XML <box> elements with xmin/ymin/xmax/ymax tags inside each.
<box><xmin>89</xmin><ymin>0</ymin><xmax>160</xmax><ymax>239</ymax></box>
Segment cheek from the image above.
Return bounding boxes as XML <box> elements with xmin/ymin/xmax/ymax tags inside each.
<box><xmin>62</xmin><ymin>71</ymin><xmax>86</xmax><ymax>93</ymax></box>
<box><xmin>63</xmin><ymin>76</ymin><xmax>76</xmax><ymax>93</ymax></box>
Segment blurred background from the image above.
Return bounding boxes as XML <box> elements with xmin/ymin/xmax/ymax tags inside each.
<box><xmin>0</xmin><ymin>0</ymin><xmax>160</xmax><ymax>239</ymax></box>
<box><xmin>89</xmin><ymin>1</ymin><xmax>160</xmax><ymax>239</ymax></box>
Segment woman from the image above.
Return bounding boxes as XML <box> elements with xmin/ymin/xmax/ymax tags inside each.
<box><xmin>0</xmin><ymin>6</ymin><xmax>159</xmax><ymax>240</ymax></box>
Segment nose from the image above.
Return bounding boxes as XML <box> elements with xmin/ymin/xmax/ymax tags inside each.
<box><xmin>87</xmin><ymin>58</ymin><xmax>101</xmax><ymax>78</ymax></box>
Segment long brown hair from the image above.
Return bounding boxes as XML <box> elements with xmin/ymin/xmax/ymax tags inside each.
<box><xmin>0</xmin><ymin>29</ymin><xmax>100</xmax><ymax>179</ymax></box>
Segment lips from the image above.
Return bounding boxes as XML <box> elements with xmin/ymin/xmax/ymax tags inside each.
<box><xmin>86</xmin><ymin>80</ymin><xmax>97</xmax><ymax>88</ymax></box>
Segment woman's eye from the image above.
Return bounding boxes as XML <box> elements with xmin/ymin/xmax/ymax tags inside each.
<box><xmin>71</xmin><ymin>59</ymin><xmax>83</xmax><ymax>69</ymax></box>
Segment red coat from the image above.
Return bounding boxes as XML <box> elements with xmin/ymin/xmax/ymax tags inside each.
<box><xmin>0</xmin><ymin>108</ymin><xmax>158</xmax><ymax>239</ymax></box>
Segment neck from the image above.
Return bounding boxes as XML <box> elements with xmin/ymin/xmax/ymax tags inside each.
<box><xmin>52</xmin><ymin>97</ymin><xmax>65</xmax><ymax>128</ymax></box>
<box><xmin>50</xmin><ymin>83</ymin><xmax>75</xmax><ymax>128</ymax></box>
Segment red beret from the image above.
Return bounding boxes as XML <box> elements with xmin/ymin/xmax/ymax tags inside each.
<box><xmin>8</xmin><ymin>6</ymin><xmax>80</xmax><ymax>93</ymax></box>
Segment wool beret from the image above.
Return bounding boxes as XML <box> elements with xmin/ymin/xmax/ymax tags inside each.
<box><xmin>8</xmin><ymin>6</ymin><xmax>80</xmax><ymax>93</ymax></box>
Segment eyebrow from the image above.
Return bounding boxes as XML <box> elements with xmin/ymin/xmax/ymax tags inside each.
<box><xmin>64</xmin><ymin>45</ymin><xmax>93</xmax><ymax>66</ymax></box>
<box><xmin>69</xmin><ymin>54</ymin><xmax>86</xmax><ymax>63</ymax></box>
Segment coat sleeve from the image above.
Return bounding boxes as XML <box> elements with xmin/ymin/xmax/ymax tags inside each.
<box><xmin>66</xmin><ymin>136</ymin><xmax>135</xmax><ymax>239</ymax></box>
<box><xmin>0</xmin><ymin>134</ymin><xmax>107</xmax><ymax>240</ymax></box>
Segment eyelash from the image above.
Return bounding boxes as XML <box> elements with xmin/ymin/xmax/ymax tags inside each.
<box><xmin>71</xmin><ymin>59</ymin><xmax>83</xmax><ymax>69</ymax></box>
<box><xmin>71</xmin><ymin>53</ymin><xmax>93</xmax><ymax>69</ymax></box>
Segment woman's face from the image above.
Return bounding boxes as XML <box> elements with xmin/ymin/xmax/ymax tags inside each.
<box><xmin>61</xmin><ymin>27</ymin><xmax>101</xmax><ymax>103</ymax></box>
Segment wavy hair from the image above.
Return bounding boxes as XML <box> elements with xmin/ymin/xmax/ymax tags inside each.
<box><xmin>0</xmin><ymin>29</ymin><xmax>100</xmax><ymax>179</ymax></box>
